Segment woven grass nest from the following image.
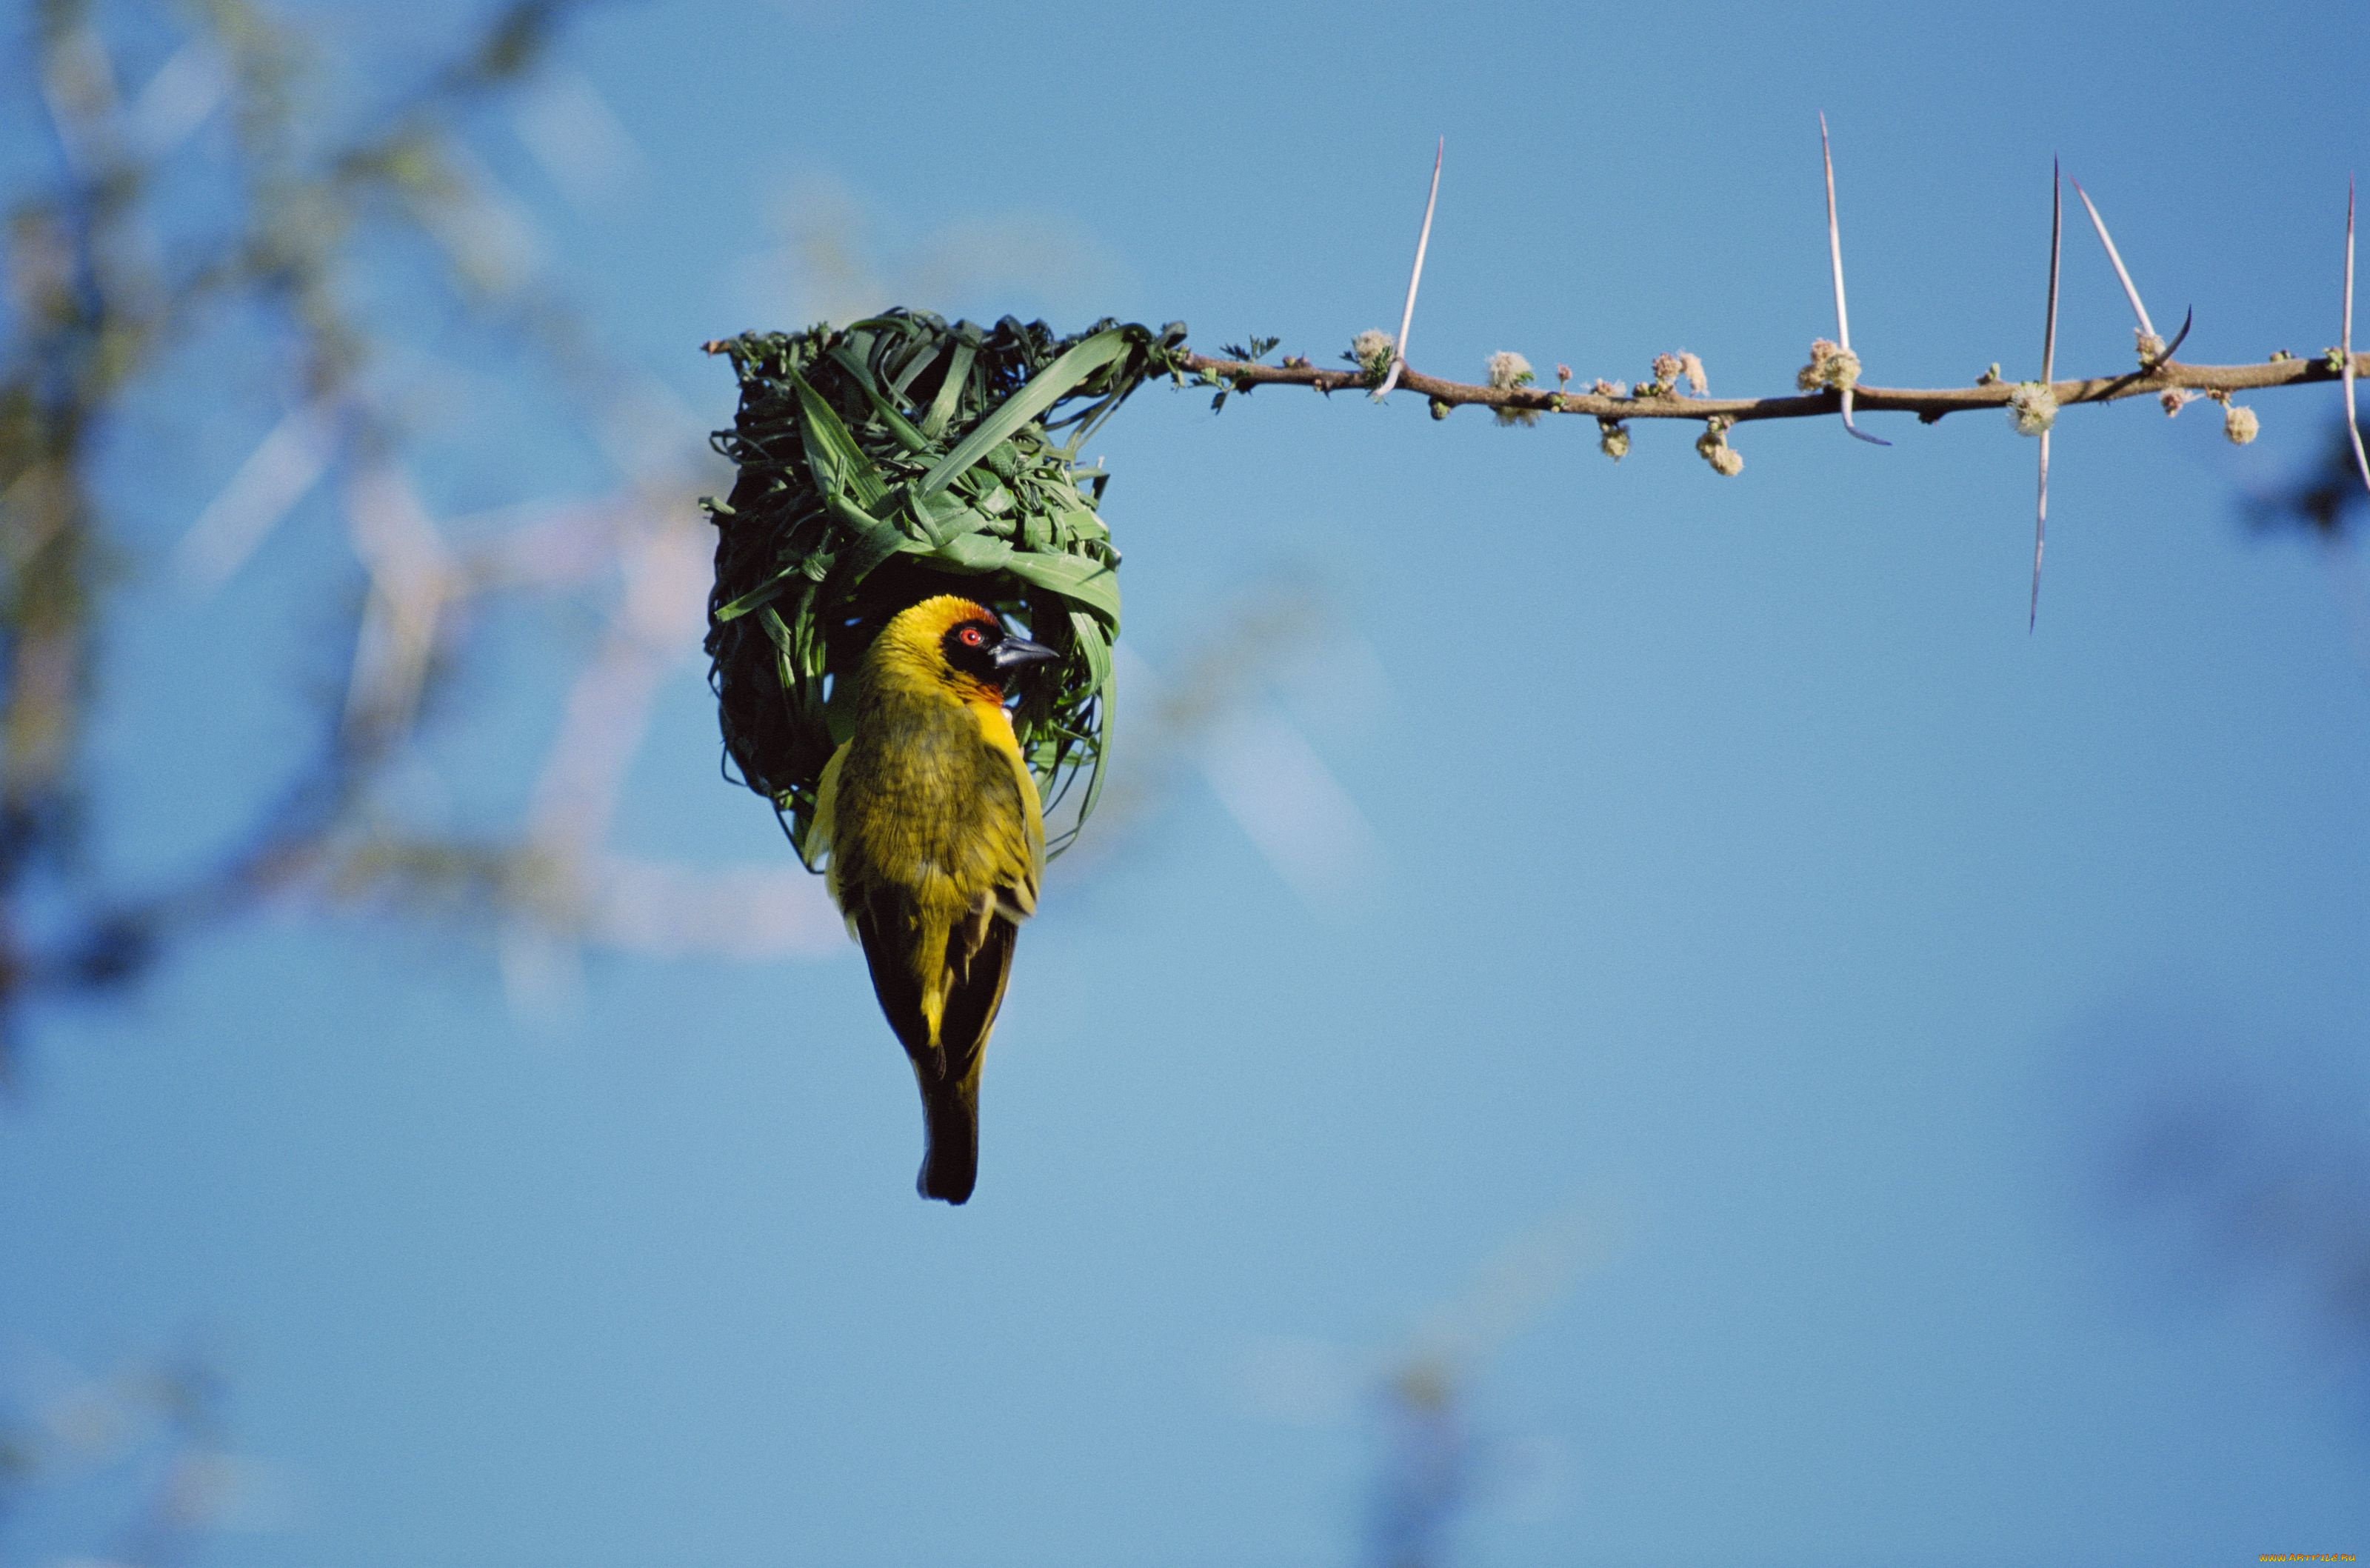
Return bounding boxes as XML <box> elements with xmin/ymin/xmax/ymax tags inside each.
<box><xmin>704</xmin><ymin>310</ymin><xmax>1187</xmax><ymax>863</ymax></box>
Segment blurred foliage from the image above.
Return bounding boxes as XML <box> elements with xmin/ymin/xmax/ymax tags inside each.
<box><xmin>1059</xmin><ymin>581</ymin><xmax>1326</xmax><ymax>866</ymax></box>
<box><xmin>1366</xmin><ymin>1360</ymin><xmax>1469</xmax><ymax>1568</ymax></box>
<box><xmin>2249</xmin><ymin>417</ymin><xmax>2370</xmax><ymax>538</ymax></box>
<box><xmin>2110</xmin><ymin>1064</ymin><xmax>2370</xmax><ymax>1377</ymax></box>
<box><xmin>704</xmin><ymin>311</ymin><xmax>1186</xmax><ymax>861</ymax></box>
<box><xmin>0</xmin><ymin>1345</ymin><xmax>247</xmax><ymax>1567</ymax></box>
<box><xmin>0</xmin><ymin>0</ymin><xmax>608</xmax><ymax>1069</ymax></box>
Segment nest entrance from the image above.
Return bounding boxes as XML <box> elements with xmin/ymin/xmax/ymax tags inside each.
<box><xmin>704</xmin><ymin>310</ymin><xmax>1186</xmax><ymax>863</ymax></box>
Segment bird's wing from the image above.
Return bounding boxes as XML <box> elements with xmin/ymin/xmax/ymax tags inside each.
<box><xmin>904</xmin><ymin>727</ymin><xmax>1035</xmax><ymax>1089</ymax></box>
<box><xmin>813</xmin><ymin>739</ymin><xmax>854</xmax><ymax>933</ymax></box>
<box><xmin>979</xmin><ymin>715</ymin><xmax>1044</xmax><ymax>923</ymax></box>
<box><xmin>851</xmin><ymin>890</ymin><xmax>929</xmax><ymax>1052</ymax></box>
<box><xmin>935</xmin><ymin>902</ymin><xmax>1017</xmax><ymax>1090</ymax></box>
<box><xmin>851</xmin><ymin>885</ymin><xmax>1013</xmax><ymax>1085</ymax></box>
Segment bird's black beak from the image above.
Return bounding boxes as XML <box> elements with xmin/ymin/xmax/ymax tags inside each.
<box><xmin>992</xmin><ymin>637</ymin><xmax>1061</xmax><ymax>675</ymax></box>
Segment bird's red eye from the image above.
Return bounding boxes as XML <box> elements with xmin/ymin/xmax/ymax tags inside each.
<box><xmin>959</xmin><ymin>627</ymin><xmax>984</xmax><ymax>647</ymax></box>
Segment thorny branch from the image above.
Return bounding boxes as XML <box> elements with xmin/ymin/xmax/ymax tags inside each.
<box><xmin>1226</xmin><ymin>129</ymin><xmax>2370</xmax><ymax>598</ymax></box>
<box><xmin>1178</xmin><ymin>348</ymin><xmax>2370</xmax><ymax>427</ymax></box>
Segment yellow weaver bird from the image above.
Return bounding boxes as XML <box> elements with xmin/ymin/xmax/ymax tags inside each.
<box><xmin>813</xmin><ymin>594</ymin><xmax>1059</xmax><ymax>1204</ymax></box>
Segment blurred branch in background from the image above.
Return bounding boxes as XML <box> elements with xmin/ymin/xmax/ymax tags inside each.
<box><xmin>0</xmin><ymin>0</ymin><xmax>710</xmax><ymax>1063</ymax></box>
<box><xmin>2076</xmin><ymin>1010</ymin><xmax>2370</xmax><ymax>1423</ymax></box>
<box><xmin>1367</xmin><ymin>1361</ymin><xmax>1468</xmax><ymax>1568</ymax></box>
<box><xmin>0</xmin><ymin>1344</ymin><xmax>282</xmax><ymax>1566</ymax></box>
<box><xmin>2043</xmin><ymin>423</ymin><xmax>2370</xmax><ymax>1462</ymax></box>
<box><xmin>2247</xmin><ymin>418</ymin><xmax>2370</xmax><ymax>686</ymax></box>
<box><xmin>2249</xmin><ymin>418</ymin><xmax>2370</xmax><ymax>541</ymax></box>
<box><xmin>735</xmin><ymin>170</ymin><xmax>1126</xmax><ymax>333</ymax></box>
<box><xmin>1362</xmin><ymin>1198</ymin><xmax>1617</xmax><ymax>1568</ymax></box>
<box><xmin>2114</xmin><ymin>1088</ymin><xmax>2370</xmax><ymax>1378</ymax></box>
<box><xmin>1054</xmin><ymin>578</ymin><xmax>1385</xmax><ymax>908</ymax></box>
<box><xmin>1230</xmin><ymin>1196</ymin><xmax>1618</xmax><ymax>1568</ymax></box>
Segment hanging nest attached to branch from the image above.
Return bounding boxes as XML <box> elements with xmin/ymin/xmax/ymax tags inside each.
<box><xmin>703</xmin><ymin>310</ymin><xmax>1187</xmax><ymax>864</ymax></box>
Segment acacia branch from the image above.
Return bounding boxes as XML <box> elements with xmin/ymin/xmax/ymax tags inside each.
<box><xmin>1178</xmin><ymin>349</ymin><xmax>2370</xmax><ymax>427</ymax></box>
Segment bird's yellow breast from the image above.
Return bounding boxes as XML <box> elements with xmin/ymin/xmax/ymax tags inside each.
<box><xmin>830</xmin><ymin>692</ymin><xmax>1030</xmax><ymax>906</ymax></box>
<box><xmin>815</xmin><ymin>597</ymin><xmax>1044</xmax><ymax>930</ymax></box>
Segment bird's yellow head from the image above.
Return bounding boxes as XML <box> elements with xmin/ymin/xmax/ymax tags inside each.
<box><xmin>866</xmin><ymin>595</ymin><xmax>1061</xmax><ymax>704</ymax></box>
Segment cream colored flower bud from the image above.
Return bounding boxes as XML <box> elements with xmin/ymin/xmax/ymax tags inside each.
<box><xmin>1796</xmin><ymin>338</ymin><xmax>1860</xmax><ymax>393</ymax></box>
<box><xmin>1486</xmin><ymin>350</ymin><xmax>1535</xmax><ymax>390</ymax></box>
<box><xmin>1695</xmin><ymin>424</ymin><xmax>1742</xmax><ymax>475</ymax></box>
<box><xmin>2223</xmin><ymin>403</ymin><xmax>2259</xmax><ymax>444</ymax></box>
<box><xmin>1679</xmin><ymin>352</ymin><xmax>1708</xmax><ymax>396</ymax></box>
<box><xmin>2006</xmin><ymin>381</ymin><xmax>2057</xmax><ymax>437</ymax></box>
<box><xmin>1487</xmin><ymin>350</ymin><xmax>1540</xmax><ymax>426</ymax></box>
<box><xmin>1599</xmin><ymin>422</ymin><xmax>1630</xmax><ymax>461</ymax></box>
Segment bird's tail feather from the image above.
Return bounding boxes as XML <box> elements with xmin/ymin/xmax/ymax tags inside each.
<box><xmin>918</xmin><ymin>1081</ymin><xmax>978</xmax><ymax>1204</ymax></box>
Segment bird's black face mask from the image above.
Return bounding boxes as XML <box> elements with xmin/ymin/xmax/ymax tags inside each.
<box><xmin>943</xmin><ymin>615</ymin><xmax>1060</xmax><ymax>690</ymax></box>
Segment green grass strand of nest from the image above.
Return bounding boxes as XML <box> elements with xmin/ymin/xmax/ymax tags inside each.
<box><xmin>703</xmin><ymin>310</ymin><xmax>1187</xmax><ymax>863</ymax></box>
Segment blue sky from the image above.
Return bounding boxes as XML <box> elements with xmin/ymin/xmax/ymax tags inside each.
<box><xmin>4</xmin><ymin>1</ymin><xmax>2370</xmax><ymax>1564</ymax></box>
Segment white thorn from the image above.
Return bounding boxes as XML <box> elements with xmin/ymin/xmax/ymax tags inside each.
<box><xmin>1374</xmin><ymin>137</ymin><xmax>1442</xmax><ymax>402</ymax></box>
<box><xmin>2346</xmin><ymin>176</ymin><xmax>2369</xmax><ymax>501</ymax></box>
<box><xmin>2071</xmin><ymin>179</ymin><xmax>2157</xmax><ymax>341</ymax></box>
